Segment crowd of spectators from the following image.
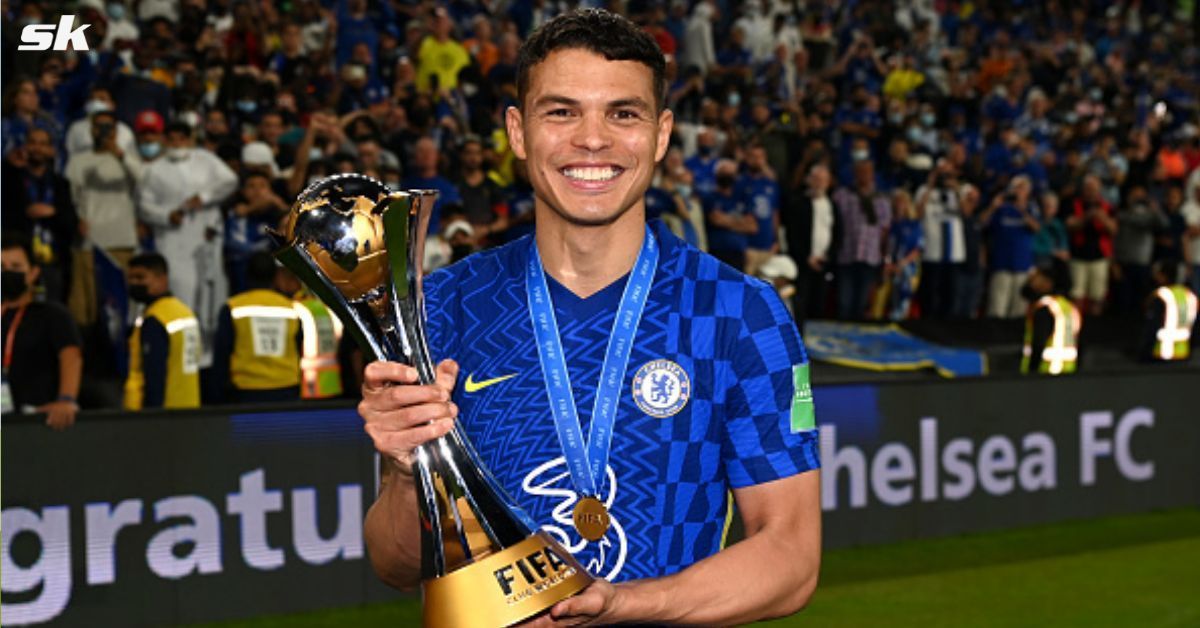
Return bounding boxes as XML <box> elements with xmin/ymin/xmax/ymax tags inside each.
<box><xmin>2</xmin><ymin>0</ymin><xmax>1199</xmax><ymax>413</ymax></box>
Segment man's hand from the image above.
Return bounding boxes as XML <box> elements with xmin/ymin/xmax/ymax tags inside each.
<box><xmin>26</xmin><ymin>202</ymin><xmax>56</xmax><ymax>219</ymax></box>
<box><xmin>183</xmin><ymin>195</ymin><xmax>204</xmax><ymax>211</ymax></box>
<box><xmin>38</xmin><ymin>400</ymin><xmax>78</xmax><ymax>431</ymax></box>
<box><xmin>518</xmin><ymin>580</ymin><xmax>623</xmax><ymax>628</ymax></box>
<box><xmin>358</xmin><ymin>359</ymin><xmax>460</xmax><ymax>473</ymax></box>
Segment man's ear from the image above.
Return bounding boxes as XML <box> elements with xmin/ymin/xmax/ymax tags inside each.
<box><xmin>654</xmin><ymin>108</ymin><xmax>674</xmax><ymax>163</ymax></box>
<box><xmin>505</xmin><ymin>106</ymin><xmax>527</xmax><ymax>160</ymax></box>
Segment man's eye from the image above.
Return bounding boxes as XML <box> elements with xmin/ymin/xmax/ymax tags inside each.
<box><xmin>613</xmin><ymin>110</ymin><xmax>641</xmax><ymax>120</ymax></box>
<box><xmin>546</xmin><ymin>109</ymin><xmax>572</xmax><ymax>117</ymax></box>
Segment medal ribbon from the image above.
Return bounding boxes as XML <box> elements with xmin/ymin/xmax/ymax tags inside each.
<box><xmin>527</xmin><ymin>225</ymin><xmax>657</xmax><ymax>499</ymax></box>
<box><xmin>3</xmin><ymin>305</ymin><xmax>28</xmax><ymax>374</ymax></box>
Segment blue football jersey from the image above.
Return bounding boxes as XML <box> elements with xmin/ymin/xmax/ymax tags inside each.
<box><xmin>423</xmin><ymin>220</ymin><xmax>819</xmax><ymax>582</ymax></box>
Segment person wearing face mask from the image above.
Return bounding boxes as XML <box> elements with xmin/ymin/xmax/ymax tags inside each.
<box><xmin>1020</xmin><ymin>257</ymin><xmax>1080</xmax><ymax>375</ymax></box>
<box><xmin>1</xmin><ymin>233</ymin><xmax>83</xmax><ymax>427</ymax></box>
<box><xmin>704</xmin><ymin>159</ymin><xmax>758</xmax><ymax>270</ymax></box>
<box><xmin>123</xmin><ymin>252</ymin><xmax>201</xmax><ymax>410</ymax></box>
<box><xmin>138</xmin><ymin>121</ymin><xmax>238</xmax><ymax>347</ymax></box>
<box><xmin>65</xmin><ymin>87</ymin><xmax>137</xmax><ymax>157</ymax></box>
<box><xmin>133</xmin><ymin>109</ymin><xmax>165</xmax><ymax>161</ymax></box>
<box><xmin>64</xmin><ymin>110</ymin><xmax>143</xmax><ymax>269</ymax></box>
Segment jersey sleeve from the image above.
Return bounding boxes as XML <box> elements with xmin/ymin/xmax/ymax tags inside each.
<box><xmin>721</xmin><ymin>279</ymin><xmax>820</xmax><ymax>488</ymax></box>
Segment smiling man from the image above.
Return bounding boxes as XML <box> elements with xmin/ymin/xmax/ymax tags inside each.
<box><xmin>358</xmin><ymin>9</ymin><xmax>820</xmax><ymax>625</ymax></box>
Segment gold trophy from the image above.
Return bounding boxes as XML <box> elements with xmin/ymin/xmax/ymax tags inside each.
<box><xmin>274</xmin><ymin>174</ymin><xmax>593</xmax><ymax>627</ymax></box>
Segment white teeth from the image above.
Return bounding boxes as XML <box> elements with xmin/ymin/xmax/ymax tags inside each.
<box><xmin>562</xmin><ymin>166</ymin><xmax>620</xmax><ymax>182</ymax></box>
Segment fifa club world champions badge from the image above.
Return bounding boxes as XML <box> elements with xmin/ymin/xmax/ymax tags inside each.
<box><xmin>632</xmin><ymin>359</ymin><xmax>691</xmax><ymax>418</ymax></box>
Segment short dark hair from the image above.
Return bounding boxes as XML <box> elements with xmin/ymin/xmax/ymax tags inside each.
<box><xmin>1</xmin><ymin>231</ymin><xmax>34</xmax><ymax>265</ymax></box>
<box><xmin>129</xmin><ymin>252</ymin><xmax>169</xmax><ymax>276</ymax></box>
<box><xmin>246</xmin><ymin>251</ymin><xmax>278</xmax><ymax>289</ymax></box>
<box><xmin>516</xmin><ymin>9</ymin><xmax>666</xmax><ymax>110</ymax></box>
<box><xmin>164</xmin><ymin>121</ymin><xmax>192</xmax><ymax>138</ymax></box>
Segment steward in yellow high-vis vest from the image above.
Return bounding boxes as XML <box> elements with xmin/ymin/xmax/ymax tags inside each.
<box><xmin>1142</xmin><ymin>260</ymin><xmax>1198</xmax><ymax>362</ymax></box>
<box><xmin>123</xmin><ymin>253</ymin><xmax>201</xmax><ymax>410</ymax></box>
<box><xmin>210</xmin><ymin>253</ymin><xmax>303</xmax><ymax>403</ymax></box>
<box><xmin>294</xmin><ymin>296</ymin><xmax>344</xmax><ymax>399</ymax></box>
<box><xmin>1020</xmin><ymin>258</ymin><xmax>1081</xmax><ymax>375</ymax></box>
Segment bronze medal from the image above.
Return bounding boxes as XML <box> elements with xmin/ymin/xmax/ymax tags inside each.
<box><xmin>572</xmin><ymin>496</ymin><xmax>610</xmax><ymax>542</ymax></box>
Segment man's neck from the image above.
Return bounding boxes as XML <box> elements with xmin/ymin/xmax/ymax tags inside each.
<box><xmin>534</xmin><ymin>204</ymin><xmax>647</xmax><ymax>299</ymax></box>
<box><xmin>419</xmin><ymin>168</ymin><xmax>437</xmax><ymax>179</ymax></box>
<box><xmin>26</xmin><ymin>161</ymin><xmax>48</xmax><ymax>177</ymax></box>
<box><xmin>463</xmin><ymin>168</ymin><xmax>484</xmax><ymax>185</ymax></box>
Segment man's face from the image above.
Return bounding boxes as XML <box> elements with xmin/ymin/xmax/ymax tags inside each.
<box><xmin>25</xmin><ymin>130</ymin><xmax>54</xmax><ymax>164</ymax></box>
<box><xmin>258</xmin><ymin>114</ymin><xmax>284</xmax><ymax>144</ymax></box>
<box><xmin>506</xmin><ymin>48</ymin><xmax>673</xmax><ymax>227</ymax></box>
<box><xmin>165</xmin><ymin>131</ymin><xmax>191</xmax><ymax>149</ymax></box>
<box><xmin>127</xmin><ymin>266</ymin><xmax>165</xmax><ymax>296</ymax></box>
<box><xmin>1</xmin><ymin>247</ymin><xmax>38</xmax><ymax>298</ymax></box>
<box><xmin>461</xmin><ymin>142</ymin><xmax>483</xmax><ymax>170</ymax></box>
<box><xmin>414</xmin><ymin>139</ymin><xmax>438</xmax><ymax>173</ymax></box>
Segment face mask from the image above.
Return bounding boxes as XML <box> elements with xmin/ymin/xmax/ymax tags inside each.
<box><xmin>920</xmin><ymin>112</ymin><xmax>936</xmax><ymax>127</ymax></box>
<box><xmin>906</xmin><ymin>127</ymin><xmax>921</xmax><ymax>143</ymax></box>
<box><xmin>727</xmin><ymin>92</ymin><xmax>741</xmax><ymax>107</ymax></box>
<box><xmin>716</xmin><ymin>173</ymin><xmax>735</xmax><ymax>188</ymax></box>
<box><xmin>108</xmin><ymin>2</ymin><xmax>125</xmax><ymax>20</ymax></box>
<box><xmin>236</xmin><ymin>99</ymin><xmax>258</xmax><ymax>114</ymax></box>
<box><xmin>852</xmin><ymin>148</ymin><xmax>870</xmax><ymax>161</ymax></box>
<box><xmin>1</xmin><ymin>271</ymin><xmax>28</xmax><ymax>301</ymax></box>
<box><xmin>84</xmin><ymin>99</ymin><xmax>111</xmax><ymax>115</ymax></box>
<box><xmin>698</xmin><ymin>145</ymin><xmax>714</xmax><ymax>157</ymax></box>
<box><xmin>166</xmin><ymin>147</ymin><xmax>189</xmax><ymax>161</ymax></box>
<box><xmin>139</xmin><ymin>141</ymin><xmax>161</xmax><ymax>159</ymax></box>
<box><xmin>1019</xmin><ymin>282</ymin><xmax>1038</xmax><ymax>302</ymax></box>
<box><xmin>128</xmin><ymin>284</ymin><xmax>153</xmax><ymax>304</ymax></box>
<box><xmin>888</xmin><ymin>112</ymin><xmax>904</xmax><ymax>125</ymax></box>
<box><xmin>676</xmin><ymin>184</ymin><xmax>692</xmax><ymax>199</ymax></box>
<box><xmin>308</xmin><ymin>147</ymin><xmax>323</xmax><ymax>161</ymax></box>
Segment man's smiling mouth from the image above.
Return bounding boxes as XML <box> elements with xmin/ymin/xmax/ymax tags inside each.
<box><xmin>561</xmin><ymin>166</ymin><xmax>624</xmax><ymax>182</ymax></box>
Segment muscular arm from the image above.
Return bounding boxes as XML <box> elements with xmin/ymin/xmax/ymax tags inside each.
<box><xmin>548</xmin><ymin>471</ymin><xmax>821</xmax><ymax>626</ymax></box>
<box><xmin>359</xmin><ymin>360</ymin><xmax>460</xmax><ymax>589</ymax></box>
<box><xmin>363</xmin><ymin>461</ymin><xmax>423</xmax><ymax>589</ymax></box>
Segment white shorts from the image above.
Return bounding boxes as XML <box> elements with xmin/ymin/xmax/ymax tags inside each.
<box><xmin>1069</xmin><ymin>259</ymin><xmax>1109</xmax><ymax>302</ymax></box>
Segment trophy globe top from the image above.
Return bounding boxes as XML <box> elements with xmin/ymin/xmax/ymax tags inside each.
<box><xmin>281</xmin><ymin>173</ymin><xmax>398</xmax><ymax>301</ymax></box>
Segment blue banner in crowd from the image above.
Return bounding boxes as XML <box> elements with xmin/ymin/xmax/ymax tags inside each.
<box><xmin>804</xmin><ymin>321</ymin><xmax>987</xmax><ymax>377</ymax></box>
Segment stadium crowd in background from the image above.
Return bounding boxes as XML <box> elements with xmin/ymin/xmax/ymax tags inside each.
<box><xmin>2</xmin><ymin>0</ymin><xmax>1199</xmax><ymax>412</ymax></box>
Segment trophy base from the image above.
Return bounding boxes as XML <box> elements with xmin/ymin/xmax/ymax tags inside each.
<box><xmin>422</xmin><ymin>531</ymin><xmax>595</xmax><ymax>628</ymax></box>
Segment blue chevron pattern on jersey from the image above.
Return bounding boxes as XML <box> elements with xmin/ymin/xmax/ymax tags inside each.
<box><xmin>423</xmin><ymin>220</ymin><xmax>819</xmax><ymax>582</ymax></box>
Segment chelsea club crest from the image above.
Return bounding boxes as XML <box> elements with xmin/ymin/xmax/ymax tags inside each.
<box><xmin>631</xmin><ymin>359</ymin><xmax>691</xmax><ymax>418</ymax></box>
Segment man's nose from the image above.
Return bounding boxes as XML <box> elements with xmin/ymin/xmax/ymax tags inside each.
<box><xmin>571</xmin><ymin>112</ymin><xmax>613</xmax><ymax>153</ymax></box>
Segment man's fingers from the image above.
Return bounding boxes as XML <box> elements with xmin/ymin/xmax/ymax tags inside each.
<box><xmin>366</xmin><ymin>417</ymin><xmax>456</xmax><ymax>460</ymax></box>
<box><xmin>363</xmin><ymin>361</ymin><xmax>419</xmax><ymax>391</ymax></box>
<box><xmin>434</xmin><ymin>359</ymin><xmax>459</xmax><ymax>393</ymax></box>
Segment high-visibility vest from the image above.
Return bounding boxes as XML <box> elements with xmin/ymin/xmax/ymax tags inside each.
<box><xmin>227</xmin><ymin>289</ymin><xmax>301</xmax><ymax>391</ymax></box>
<box><xmin>124</xmin><ymin>296</ymin><xmax>201</xmax><ymax>410</ymax></box>
<box><xmin>294</xmin><ymin>298</ymin><xmax>344</xmax><ymax>398</ymax></box>
<box><xmin>1152</xmin><ymin>285</ymin><xmax>1197</xmax><ymax>361</ymax></box>
<box><xmin>1022</xmin><ymin>295</ymin><xmax>1081</xmax><ymax>375</ymax></box>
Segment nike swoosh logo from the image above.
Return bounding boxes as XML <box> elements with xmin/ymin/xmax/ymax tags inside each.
<box><xmin>463</xmin><ymin>372</ymin><xmax>519</xmax><ymax>393</ymax></box>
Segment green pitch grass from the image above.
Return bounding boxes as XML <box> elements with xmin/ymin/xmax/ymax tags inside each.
<box><xmin>197</xmin><ymin>508</ymin><xmax>1200</xmax><ymax>627</ymax></box>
